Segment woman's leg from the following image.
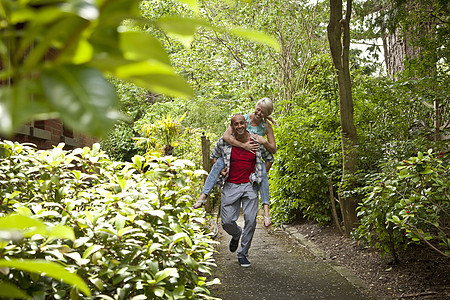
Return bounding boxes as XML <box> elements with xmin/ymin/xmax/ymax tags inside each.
<box><xmin>202</xmin><ymin>157</ymin><xmax>224</xmax><ymax>195</ymax></box>
<box><xmin>259</xmin><ymin>164</ymin><xmax>272</xmax><ymax>226</ymax></box>
<box><xmin>194</xmin><ymin>157</ymin><xmax>225</xmax><ymax>208</ymax></box>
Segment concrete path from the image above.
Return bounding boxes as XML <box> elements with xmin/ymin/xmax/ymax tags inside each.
<box><xmin>209</xmin><ymin>211</ymin><xmax>375</xmax><ymax>300</ymax></box>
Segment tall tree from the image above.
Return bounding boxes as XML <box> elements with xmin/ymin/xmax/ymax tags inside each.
<box><xmin>327</xmin><ymin>0</ymin><xmax>358</xmax><ymax>234</ymax></box>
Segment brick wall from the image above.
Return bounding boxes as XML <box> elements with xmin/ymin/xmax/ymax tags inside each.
<box><xmin>4</xmin><ymin>119</ymin><xmax>98</xmax><ymax>150</ymax></box>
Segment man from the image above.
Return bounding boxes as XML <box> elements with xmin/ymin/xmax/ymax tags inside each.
<box><xmin>210</xmin><ymin>114</ymin><xmax>274</xmax><ymax>267</ymax></box>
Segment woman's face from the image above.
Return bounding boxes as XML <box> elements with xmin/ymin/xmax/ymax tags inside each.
<box><xmin>254</xmin><ymin>104</ymin><xmax>266</xmax><ymax>120</ymax></box>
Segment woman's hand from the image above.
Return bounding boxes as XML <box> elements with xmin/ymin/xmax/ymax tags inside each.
<box><xmin>220</xmin><ymin>166</ymin><xmax>229</xmax><ymax>177</ymax></box>
<box><xmin>242</xmin><ymin>139</ymin><xmax>260</xmax><ymax>154</ymax></box>
<box><xmin>250</xmin><ymin>133</ymin><xmax>266</xmax><ymax>145</ymax></box>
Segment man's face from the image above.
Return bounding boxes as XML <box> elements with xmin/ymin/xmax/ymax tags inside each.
<box><xmin>231</xmin><ymin>115</ymin><xmax>247</xmax><ymax>136</ymax></box>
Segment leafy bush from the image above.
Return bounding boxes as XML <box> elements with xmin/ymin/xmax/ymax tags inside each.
<box><xmin>355</xmin><ymin>150</ymin><xmax>449</xmax><ymax>261</ymax></box>
<box><xmin>0</xmin><ymin>140</ymin><xmax>217</xmax><ymax>299</ymax></box>
<box><xmin>102</xmin><ymin>121</ymin><xmax>143</xmax><ymax>162</ymax></box>
<box><xmin>270</xmin><ymin>100</ymin><xmax>342</xmax><ymax>225</ymax></box>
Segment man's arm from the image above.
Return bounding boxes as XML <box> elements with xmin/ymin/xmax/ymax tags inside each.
<box><xmin>210</xmin><ymin>138</ymin><xmax>224</xmax><ymax>160</ymax></box>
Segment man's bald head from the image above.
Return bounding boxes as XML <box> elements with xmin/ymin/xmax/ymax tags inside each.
<box><xmin>230</xmin><ymin>114</ymin><xmax>245</xmax><ymax>125</ymax></box>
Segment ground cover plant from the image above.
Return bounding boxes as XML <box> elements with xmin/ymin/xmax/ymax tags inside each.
<box><xmin>0</xmin><ymin>140</ymin><xmax>218</xmax><ymax>299</ymax></box>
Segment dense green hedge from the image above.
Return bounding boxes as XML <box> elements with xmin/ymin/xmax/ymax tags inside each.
<box><xmin>270</xmin><ymin>99</ymin><xmax>342</xmax><ymax>225</ymax></box>
<box><xmin>0</xmin><ymin>141</ymin><xmax>217</xmax><ymax>299</ymax></box>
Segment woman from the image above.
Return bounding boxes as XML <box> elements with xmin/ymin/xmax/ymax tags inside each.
<box><xmin>194</xmin><ymin>98</ymin><xmax>277</xmax><ymax>227</ymax></box>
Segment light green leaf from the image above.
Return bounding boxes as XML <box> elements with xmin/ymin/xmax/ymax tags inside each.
<box><xmin>419</xmin><ymin>168</ymin><xmax>433</xmax><ymax>175</ymax></box>
<box><xmin>128</xmin><ymin>74</ymin><xmax>194</xmax><ymax>98</ymax></box>
<box><xmin>175</xmin><ymin>0</ymin><xmax>199</xmax><ymax>13</ymax></box>
<box><xmin>61</xmin><ymin>0</ymin><xmax>99</xmax><ymax>21</ymax></box>
<box><xmin>179</xmin><ymin>254</ymin><xmax>198</xmax><ymax>269</ymax></box>
<box><xmin>69</xmin><ymin>38</ymin><xmax>94</xmax><ymax>64</ymax></box>
<box><xmin>0</xmin><ymin>259</ymin><xmax>91</xmax><ymax>296</ymax></box>
<box><xmin>148</xmin><ymin>243</ymin><xmax>163</xmax><ymax>254</ymax></box>
<box><xmin>73</xmin><ymin>237</ymin><xmax>90</xmax><ymax>248</ymax></box>
<box><xmin>193</xmin><ymin>169</ymin><xmax>208</xmax><ymax>177</ymax></box>
<box><xmin>0</xmin><ymin>282</ymin><xmax>30</xmax><ymax>299</ymax></box>
<box><xmin>154</xmin><ymin>287</ymin><xmax>165</xmax><ymax>297</ymax></box>
<box><xmin>41</xmin><ymin>65</ymin><xmax>120</xmax><ymax>137</ymax></box>
<box><xmin>172</xmin><ymin>232</ymin><xmax>188</xmax><ymax>243</ymax></box>
<box><xmin>82</xmin><ymin>245</ymin><xmax>103</xmax><ymax>259</ymax></box>
<box><xmin>119</xmin><ymin>31</ymin><xmax>170</xmax><ymax>64</ymax></box>
<box><xmin>47</xmin><ymin>225</ymin><xmax>75</xmax><ymax>241</ymax></box>
<box><xmin>229</xmin><ymin>27</ymin><xmax>281</xmax><ymax>51</ymax></box>
<box><xmin>0</xmin><ymin>214</ymin><xmax>42</xmax><ymax>230</ymax></box>
<box><xmin>205</xmin><ymin>278</ymin><xmax>221</xmax><ymax>286</ymax></box>
<box><xmin>391</xmin><ymin>215</ymin><xmax>400</xmax><ymax>223</ymax></box>
<box><xmin>115</xmin><ymin>216</ymin><xmax>127</xmax><ymax>231</ymax></box>
<box><xmin>155</xmin><ymin>268</ymin><xmax>178</xmax><ymax>283</ymax></box>
<box><xmin>115</xmin><ymin>60</ymin><xmax>176</xmax><ymax>77</ymax></box>
<box><xmin>90</xmin><ymin>277</ymin><xmax>104</xmax><ymax>291</ymax></box>
<box><xmin>156</xmin><ymin>16</ymin><xmax>208</xmax><ymax>48</ymax></box>
<box><xmin>65</xmin><ymin>252</ymin><xmax>90</xmax><ymax>266</ymax></box>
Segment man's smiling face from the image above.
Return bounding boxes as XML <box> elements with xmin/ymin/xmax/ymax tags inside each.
<box><xmin>231</xmin><ymin>114</ymin><xmax>247</xmax><ymax>137</ymax></box>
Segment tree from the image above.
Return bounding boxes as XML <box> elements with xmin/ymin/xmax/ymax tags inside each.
<box><xmin>327</xmin><ymin>0</ymin><xmax>359</xmax><ymax>234</ymax></box>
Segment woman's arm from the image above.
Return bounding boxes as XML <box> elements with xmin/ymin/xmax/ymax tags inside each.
<box><xmin>250</xmin><ymin>123</ymin><xmax>276</xmax><ymax>154</ymax></box>
<box><xmin>223</xmin><ymin>125</ymin><xmax>260</xmax><ymax>153</ymax></box>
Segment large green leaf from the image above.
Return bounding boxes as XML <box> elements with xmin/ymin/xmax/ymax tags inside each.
<box><xmin>0</xmin><ymin>82</ymin><xmax>48</xmax><ymax>137</ymax></box>
<box><xmin>175</xmin><ymin>0</ymin><xmax>199</xmax><ymax>13</ymax></box>
<box><xmin>0</xmin><ymin>259</ymin><xmax>91</xmax><ymax>297</ymax></box>
<box><xmin>41</xmin><ymin>65</ymin><xmax>120</xmax><ymax>136</ymax></box>
<box><xmin>0</xmin><ymin>282</ymin><xmax>30</xmax><ymax>299</ymax></box>
<box><xmin>62</xmin><ymin>0</ymin><xmax>99</xmax><ymax>21</ymax></box>
<box><xmin>0</xmin><ymin>214</ymin><xmax>75</xmax><ymax>240</ymax></box>
<box><xmin>155</xmin><ymin>267</ymin><xmax>178</xmax><ymax>283</ymax></box>
<box><xmin>128</xmin><ymin>74</ymin><xmax>194</xmax><ymax>99</ymax></box>
<box><xmin>0</xmin><ymin>214</ymin><xmax>43</xmax><ymax>231</ymax></box>
<box><xmin>228</xmin><ymin>27</ymin><xmax>281</xmax><ymax>51</ymax></box>
<box><xmin>155</xmin><ymin>16</ymin><xmax>280</xmax><ymax>51</ymax></box>
<box><xmin>156</xmin><ymin>16</ymin><xmax>209</xmax><ymax>48</ymax></box>
<box><xmin>119</xmin><ymin>31</ymin><xmax>171</xmax><ymax>64</ymax></box>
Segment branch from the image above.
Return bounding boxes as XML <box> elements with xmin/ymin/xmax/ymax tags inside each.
<box><xmin>408</xmin><ymin>223</ymin><xmax>449</xmax><ymax>258</ymax></box>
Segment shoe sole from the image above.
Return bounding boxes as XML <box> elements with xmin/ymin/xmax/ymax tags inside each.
<box><xmin>240</xmin><ymin>264</ymin><xmax>251</xmax><ymax>267</ymax></box>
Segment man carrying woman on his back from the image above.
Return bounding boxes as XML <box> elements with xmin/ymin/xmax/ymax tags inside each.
<box><xmin>193</xmin><ymin>97</ymin><xmax>277</xmax><ymax>228</ymax></box>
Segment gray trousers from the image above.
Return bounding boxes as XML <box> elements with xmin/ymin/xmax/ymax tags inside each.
<box><xmin>221</xmin><ymin>182</ymin><xmax>259</xmax><ymax>258</ymax></box>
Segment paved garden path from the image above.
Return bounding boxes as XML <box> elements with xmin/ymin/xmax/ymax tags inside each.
<box><xmin>209</xmin><ymin>211</ymin><xmax>376</xmax><ymax>300</ymax></box>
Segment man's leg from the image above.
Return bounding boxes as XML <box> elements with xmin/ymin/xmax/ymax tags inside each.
<box><xmin>220</xmin><ymin>182</ymin><xmax>243</xmax><ymax>242</ymax></box>
<box><xmin>237</xmin><ymin>183</ymin><xmax>259</xmax><ymax>259</ymax></box>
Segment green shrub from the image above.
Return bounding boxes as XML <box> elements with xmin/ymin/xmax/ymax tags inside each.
<box><xmin>354</xmin><ymin>149</ymin><xmax>449</xmax><ymax>261</ymax></box>
<box><xmin>0</xmin><ymin>140</ymin><xmax>218</xmax><ymax>299</ymax></box>
<box><xmin>270</xmin><ymin>101</ymin><xmax>342</xmax><ymax>225</ymax></box>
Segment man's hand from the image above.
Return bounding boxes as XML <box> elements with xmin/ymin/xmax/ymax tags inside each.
<box><xmin>220</xmin><ymin>166</ymin><xmax>229</xmax><ymax>177</ymax></box>
<box><xmin>242</xmin><ymin>139</ymin><xmax>260</xmax><ymax>154</ymax></box>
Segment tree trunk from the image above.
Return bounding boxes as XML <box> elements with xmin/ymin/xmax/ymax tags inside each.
<box><xmin>327</xmin><ymin>0</ymin><xmax>358</xmax><ymax>235</ymax></box>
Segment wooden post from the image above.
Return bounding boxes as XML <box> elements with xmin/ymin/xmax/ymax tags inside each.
<box><xmin>201</xmin><ymin>133</ymin><xmax>213</xmax><ymax>212</ymax></box>
<box><xmin>328</xmin><ymin>177</ymin><xmax>343</xmax><ymax>234</ymax></box>
<box><xmin>201</xmin><ymin>133</ymin><xmax>211</xmax><ymax>175</ymax></box>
